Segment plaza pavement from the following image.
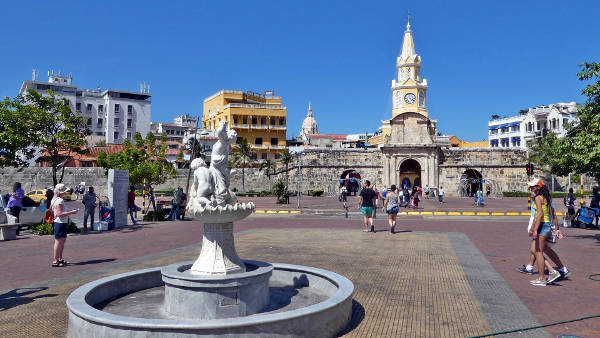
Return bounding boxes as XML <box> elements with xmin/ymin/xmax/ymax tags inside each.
<box><xmin>1</xmin><ymin>203</ymin><xmax>599</xmax><ymax>337</ymax></box>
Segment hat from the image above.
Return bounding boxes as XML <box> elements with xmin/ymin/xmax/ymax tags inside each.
<box><xmin>527</xmin><ymin>178</ymin><xmax>544</xmax><ymax>188</ymax></box>
<box><xmin>54</xmin><ymin>183</ymin><xmax>69</xmax><ymax>194</ymax></box>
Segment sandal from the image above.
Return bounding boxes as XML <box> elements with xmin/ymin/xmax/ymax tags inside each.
<box><xmin>58</xmin><ymin>259</ymin><xmax>69</xmax><ymax>267</ymax></box>
<box><xmin>52</xmin><ymin>261</ymin><xmax>60</xmax><ymax>267</ymax></box>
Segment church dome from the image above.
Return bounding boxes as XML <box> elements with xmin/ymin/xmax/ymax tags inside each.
<box><xmin>300</xmin><ymin>102</ymin><xmax>319</xmax><ymax>138</ymax></box>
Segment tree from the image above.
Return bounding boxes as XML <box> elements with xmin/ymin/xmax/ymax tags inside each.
<box><xmin>231</xmin><ymin>138</ymin><xmax>254</xmax><ymax>192</ymax></box>
<box><xmin>0</xmin><ymin>96</ymin><xmax>38</xmax><ymax>167</ymax></box>
<box><xmin>272</xmin><ymin>180</ymin><xmax>288</xmax><ymax>204</ymax></box>
<box><xmin>531</xmin><ymin>62</ymin><xmax>600</xmax><ymax>181</ymax></box>
<box><xmin>25</xmin><ymin>90</ymin><xmax>89</xmax><ymax>186</ymax></box>
<box><xmin>259</xmin><ymin>158</ymin><xmax>276</xmax><ymax>180</ymax></box>
<box><xmin>279</xmin><ymin>149</ymin><xmax>293</xmax><ymax>191</ymax></box>
<box><xmin>490</xmin><ymin>114</ymin><xmax>500</xmax><ymax>120</ymax></box>
<box><xmin>97</xmin><ymin>132</ymin><xmax>176</xmax><ymax>189</ymax></box>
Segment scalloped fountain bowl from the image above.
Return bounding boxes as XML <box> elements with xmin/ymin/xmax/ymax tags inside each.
<box><xmin>66</xmin><ymin>260</ymin><xmax>354</xmax><ymax>337</ymax></box>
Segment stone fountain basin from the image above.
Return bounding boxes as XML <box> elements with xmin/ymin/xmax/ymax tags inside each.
<box><xmin>66</xmin><ymin>260</ymin><xmax>354</xmax><ymax>338</ymax></box>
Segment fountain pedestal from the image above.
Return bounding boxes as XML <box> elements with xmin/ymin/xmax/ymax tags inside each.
<box><xmin>191</xmin><ymin>222</ymin><xmax>245</xmax><ymax>275</ymax></box>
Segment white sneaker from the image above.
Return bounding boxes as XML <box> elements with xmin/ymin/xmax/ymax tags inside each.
<box><xmin>530</xmin><ymin>277</ymin><xmax>547</xmax><ymax>286</ymax></box>
<box><xmin>547</xmin><ymin>270</ymin><xmax>561</xmax><ymax>284</ymax></box>
<box><xmin>561</xmin><ymin>268</ymin><xmax>571</xmax><ymax>279</ymax></box>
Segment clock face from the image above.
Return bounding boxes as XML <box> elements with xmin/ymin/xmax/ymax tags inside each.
<box><xmin>404</xmin><ymin>93</ymin><xmax>416</xmax><ymax>104</ymax></box>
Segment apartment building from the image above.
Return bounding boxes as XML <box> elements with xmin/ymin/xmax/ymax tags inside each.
<box><xmin>20</xmin><ymin>71</ymin><xmax>151</xmax><ymax>144</ymax></box>
<box><xmin>202</xmin><ymin>90</ymin><xmax>287</xmax><ymax>159</ymax></box>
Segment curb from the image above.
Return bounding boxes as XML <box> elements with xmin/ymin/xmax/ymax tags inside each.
<box><xmin>252</xmin><ymin>210</ymin><xmax>552</xmax><ymax>217</ymax></box>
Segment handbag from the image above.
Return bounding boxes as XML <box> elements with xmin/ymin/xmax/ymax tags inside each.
<box><xmin>44</xmin><ymin>200</ymin><xmax>55</xmax><ymax>224</ymax></box>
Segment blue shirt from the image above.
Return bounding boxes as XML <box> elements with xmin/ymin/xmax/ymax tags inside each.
<box><xmin>7</xmin><ymin>188</ymin><xmax>24</xmax><ymax>208</ymax></box>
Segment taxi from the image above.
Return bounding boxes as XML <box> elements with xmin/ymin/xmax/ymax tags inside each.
<box><xmin>26</xmin><ymin>189</ymin><xmax>47</xmax><ymax>203</ymax></box>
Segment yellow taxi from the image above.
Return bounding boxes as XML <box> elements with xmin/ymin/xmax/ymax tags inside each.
<box><xmin>26</xmin><ymin>190</ymin><xmax>47</xmax><ymax>203</ymax></box>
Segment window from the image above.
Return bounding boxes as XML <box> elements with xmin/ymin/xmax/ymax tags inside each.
<box><xmin>252</xmin><ymin>117</ymin><xmax>257</xmax><ymax>125</ymax></box>
<box><xmin>87</xmin><ymin>104</ymin><xmax>93</xmax><ymax>112</ymax></box>
<box><xmin>127</xmin><ymin>119</ymin><xmax>132</xmax><ymax>128</ymax></box>
<box><xmin>114</xmin><ymin>104</ymin><xmax>120</xmax><ymax>113</ymax></box>
<box><xmin>127</xmin><ymin>105</ymin><xmax>133</xmax><ymax>113</ymax></box>
<box><xmin>270</xmin><ymin>118</ymin><xmax>275</xmax><ymax>125</ymax></box>
<box><xmin>260</xmin><ymin>117</ymin><xmax>266</xmax><ymax>125</ymax></box>
<box><xmin>250</xmin><ymin>153</ymin><xmax>257</xmax><ymax>160</ymax></box>
<box><xmin>76</xmin><ymin>103</ymin><xmax>81</xmax><ymax>111</ymax></box>
<box><xmin>98</xmin><ymin>104</ymin><xmax>104</xmax><ymax>113</ymax></box>
<box><xmin>114</xmin><ymin>131</ymin><xmax>119</xmax><ymax>140</ymax></box>
<box><xmin>114</xmin><ymin>118</ymin><xmax>120</xmax><ymax>126</ymax></box>
<box><xmin>87</xmin><ymin>118</ymin><xmax>92</xmax><ymax>126</ymax></box>
<box><xmin>233</xmin><ymin>116</ymin><xmax>238</xmax><ymax>124</ymax></box>
<box><xmin>261</xmin><ymin>153</ymin><xmax>267</xmax><ymax>159</ymax></box>
<box><xmin>127</xmin><ymin>132</ymin><xmax>132</xmax><ymax>140</ymax></box>
<box><xmin>96</xmin><ymin>132</ymin><xmax>103</xmax><ymax>136</ymax></box>
<box><xmin>279</xmin><ymin>117</ymin><xmax>285</xmax><ymax>125</ymax></box>
<box><xmin>97</xmin><ymin>118</ymin><xmax>103</xmax><ymax>127</ymax></box>
<box><xmin>271</xmin><ymin>137</ymin><xmax>278</xmax><ymax>145</ymax></box>
<box><xmin>242</xmin><ymin>117</ymin><xmax>247</xmax><ymax>124</ymax></box>
<box><xmin>255</xmin><ymin>137</ymin><xmax>263</xmax><ymax>145</ymax></box>
<box><xmin>275</xmin><ymin>153</ymin><xmax>281</xmax><ymax>159</ymax></box>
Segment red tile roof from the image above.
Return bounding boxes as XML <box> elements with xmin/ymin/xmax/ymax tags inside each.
<box><xmin>309</xmin><ymin>134</ymin><xmax>347</xmax><ymax>140</ymax></box>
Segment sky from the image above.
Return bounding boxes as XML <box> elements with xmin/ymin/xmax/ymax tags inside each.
<box><xmin>1</xmin><ymin>0</ymin><xmax>599</xmax><ymax>141</ymax></box>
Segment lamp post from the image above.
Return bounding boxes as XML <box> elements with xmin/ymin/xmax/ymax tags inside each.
<box><xmin>297</xmin><ymin>152</ymin><xmax>301</xmax><ymax>209</ymax></box>
<box><xmin>185</xmin><ymin>116</ymin><xmax>200</xmax><ymax>198</ymax></box>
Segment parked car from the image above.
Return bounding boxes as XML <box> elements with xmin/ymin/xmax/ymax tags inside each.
<box><xmin>0</xmin><ymin>193</ymin><xmax>44</xmax><ymax>225</ymax></box>
<box><xmin>26</xmin><ymin>189</ymin><xmax>47</xmax><ymax>204</ymax></box>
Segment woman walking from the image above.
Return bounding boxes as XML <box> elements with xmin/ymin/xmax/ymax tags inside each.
<box><xmin>50</xmin><ymin>184</ymin><xmax>79</xmax><ymax>267</ymax></box>
<box><xmin>384</xmin><ymin>185</ymin><xmax>400</xmax><ymax>233</ymax></box>
<box><xmin>7</xmin><ymin>182</ymin><xmax>24</xmax><ymax>235</ymax></box>
<box><xmin>528</xmin><ymin>179</ymin><xmax>562</xmax><ymax>286</ymax></box>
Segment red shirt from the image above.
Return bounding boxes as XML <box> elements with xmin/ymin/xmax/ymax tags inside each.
<box><xmin>128</xmin><ymin>191</ymin><xmax>136</xmax><ymax>208</ymax></box>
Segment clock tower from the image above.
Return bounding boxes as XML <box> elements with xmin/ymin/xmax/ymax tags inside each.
<box><xmin>391</xmin><ymin>16</ymin><xmax>428</xmax><ymax>117</ymax></box>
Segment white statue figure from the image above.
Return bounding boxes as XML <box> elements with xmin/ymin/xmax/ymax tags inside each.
<box><xmin>188</xmin><ymin>121</ymin><xmax>238</xmax><ymax>211</ymax></box>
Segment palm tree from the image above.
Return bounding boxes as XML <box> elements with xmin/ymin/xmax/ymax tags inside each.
<box><xmin>259</xmin><ymin>158</ymin><xmax>276</xmax><ymax>180</ymax></box>
<box><xmin>232</xmin><ymin>138</ymin><xmax>253</xmax><ymax>192</ymax></box>
<box><xmin>279</xmin><ymin>149</ymin><xmax>293</xmax><ymax>190</ymax></box>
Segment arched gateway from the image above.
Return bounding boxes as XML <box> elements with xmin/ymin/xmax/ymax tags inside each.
<box><xmin>399</xmin><ymin>159</ymin><xmax>421</xmax><ymax>189</ymax></box>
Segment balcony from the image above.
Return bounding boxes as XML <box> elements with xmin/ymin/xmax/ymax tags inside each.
<box><xmin>232</xmin><ymin>124</ymin><xmax>250</xmax><ymax>129</ymax></box>
<box><xmin>224</xmin><ymin>103</ymin><xmax>286</xmax><ymax>110</ymax></box>
<box><xmin>269</xmin><ymin>125</ymin><xmax>286</xmax><ymax>130</ymax></box>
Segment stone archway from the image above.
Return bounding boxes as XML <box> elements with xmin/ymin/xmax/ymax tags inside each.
<box><xmin>340</xmin><ymin>169</ymin><xmax>362</xmax><ymax>196</ymax></box>
<box><xmin>399</xmin><ymin>159</ymin><xmax>421</xmax><ymax>189</ymax></box>
<box><xmin>460</xmin><ymin>169</ymin><xmax>483</xmax><ymax>197</ymax></box>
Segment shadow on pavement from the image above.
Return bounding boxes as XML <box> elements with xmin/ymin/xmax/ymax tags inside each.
<box><xmin>571</xmin><ymin>233</ymin><xmax>600</xmax><ymax>245</ymax></box>
<box><xmin>338</xmin><ymin>299</ymin><xmax>365</xmax><ymax>335</ymax></box>
<box><xmin>0</xmin><ymin>287</ymin><xmax>57</xmax><ymax>311</ymax></box>
<box><xmin>71</xmin><ymin>258</ymin><xmax>116</xmax><ymax>266</ymax></box>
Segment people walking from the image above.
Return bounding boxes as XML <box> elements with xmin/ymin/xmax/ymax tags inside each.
<box><xmin>7</xmin><ymin>182</ymin><xmax>24</xmax><ymax>235</ymax></box>
<box><xmin>438</xmin><ymin>186</ymin><xmax>444</xmax><ymax>204</ymax></box>
<box><xmin>424</xmin><ymin>184</ymin><xmax>429</xmax><ymax>199</ymax></box>
<box><xmin>81</xmin><ymin>187</ymin><xmax>97</xmax><ymax>231</ymax></box>
<box><xmin>526</xmin><ymin>178</ymin><xmax>569</xmax><ymax>286</ymax></box>
<box><xmin>340</xmin><ymin>185</ymin><xmax>348</xmax><ymax>210</ymax></box>
<box><xmin>147</xmin><ymin>186</ymin><xmax>157</xmax><ymax>213</ymax></box>
<box><xmin>50</xmin><ymin>184</ymin><xmax>79</xmax><ymax>267</ymax></box>
<box><xmin>564</xmin><ymin>188</ymin><xmax>576</xmax><ymax>225</ymax></box>
<box><xmin>45</xmin><ymin>188</ymin><xmax>54</xmax><ymax>209</ymax></box>
<box><xmin>590</xmin><ymin>186</ymin><xmax>600</xmax><ymax>228</ymax></box>
<box><xmin>168</xmin><ymin>186</ymin><xmax>183</xmax><ymax>221</ymax></box>
<box><xmin>128</xmin><ymin>186</ymin><xmax>138</xmax><ymax>225</ymax></box>
<box><xmin>412</xmin><ymin>188</ymin><xmax>420</xmax><ymax>208</ymax></box>
<box><xmin>374</xmin><ymin>188</ymin><xmax>380</xmax><ymax>219</ymax></box>
<box><xmin>358</xmin><ymin>180</ymin><xmax>377</xmax><ymax>232</ymax></box>
<box><xmin>384</xmin><ymin>185</ymin><xmax>400</xmax><ymax>233</ymax></box>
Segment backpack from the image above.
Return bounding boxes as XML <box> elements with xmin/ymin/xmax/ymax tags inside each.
<box><xmin>44</xmin><ymin>200</ymin><xmax>55</xmax><ymax>224</ymax></box>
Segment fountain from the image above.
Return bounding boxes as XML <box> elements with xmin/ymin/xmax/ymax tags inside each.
<box><xmin>66</xmin><ymin>121</ymin><xmax>354</xmax><ymax>337</ymax></box>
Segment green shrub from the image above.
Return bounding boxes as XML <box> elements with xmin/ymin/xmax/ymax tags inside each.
<box><xmin>272</xmin><ymin>180</ymin><xmax>288</xmax><ymax>204</ymax></box>
<box><xmin>67</xmin><ymin>220</ymin><xmax>80</xmax><ymax>233</ymax></box>
<box><xmin>502</xmin><ymin>191</ymin><xmax>530</xmax><ymax>197</ymax></box>
<box><xmin>310</xmin><ymin>190</ymin><xmax>324</xmax><ymax>197</ymax></box>
<box><xmin>31</xmin><ymin>222</ymin><xmax>54</xmax><ymax>235</ymax></box>
<box><xmin>143</xmin><ymin>209</ymin><xmax>169</xmax><ymax>222</ymax></box>
<box><xmin>258</xmin><ymin>190</ymin><xmax>272</xmax><ymax>197</ymax></box>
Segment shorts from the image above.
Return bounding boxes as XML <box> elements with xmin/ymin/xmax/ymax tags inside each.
<box><xmin>386</xmin><ymin>206</ymin><xmax>399</xmax><ymax>215</ymax></box>
<box><xmin>537</xmin><ymin>222</ymin><xmax>552</xmax><ymax>239</ymax></box>
<box><xmin>361</xmin><ymin>206</ymin><xmax>374</xmax><ymax>216</ymax></box>
<box><xmin>53</xmin><ymin>222</ymin><xmax>67</xmax><ymax>239</ymax></box>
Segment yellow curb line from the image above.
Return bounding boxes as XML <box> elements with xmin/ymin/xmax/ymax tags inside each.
<box><xmin>290</xmin><ymin>211</ymin><xmax>301</xmax><ymax>214</ymax></box>
<box><xmin>255</xmin><ymin>210</ymin><xmax>265</xmax><ymax>213</ymax></box>
<box><xmin>506</xmin><ymin>212</ymin><xmax>520</xmax><ymax>216</ymax></box>
<box><xmin>434</xmin><ymin>212</ymin><xmax>447</xmax><ymax>215</ymax></box>
<box><xmin>448</xmin><ymin>212</ymin><xmax>461</xmax><ymax>216</ymax></box>
<box><xmin>492</xmin><ymin>212</ymin><xmax>505</xmax><ymax>216</ymax></box>
<box><xmin>408</xmin><ymin>212</ymin><xmax>420</xmax><ymax>215</ymax></box>
<box><xmin>555</xmin><ymin>212</ymin><xmax>564</xmax><ymax>216</ymax></box>
<box><xmin>266</xmin><ymin>211</ymin><xmax>277</xmax><ymax>214</ymax></box>
<box><xmin>421</xmin><ymin>211</ymin><xmax>433</xmax><ymax>215</ymax></box>
<box><xmin>477</xmin><ymin>212</ymin><xmax>490</xmax><ymax>216</ymax></box>
<box><xmin>521</xmin><ymin>212</ymin><xmax>531</xmax><ymax>216</ymax></box>
<box><xmin>278</xmin><ymin>210</ymin><xmax>289</xmax><ymax>214</ymax></box>
<box><xmin>398</xmin><ymin>212</ymin><xmax>408</xmax><ymax>215</ymax></box>
<box><xmin>462</xmin><ymin>212</ymin><xmax>475</xmax><ymax>215</ymax></box>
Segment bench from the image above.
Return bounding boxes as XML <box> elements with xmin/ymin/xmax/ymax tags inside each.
<box><xmin>0</xmin><ymin>223</ymin><xmax>19</xmax><ymax>240</ymax></box>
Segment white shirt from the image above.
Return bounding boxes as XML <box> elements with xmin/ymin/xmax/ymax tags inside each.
<box><xmin>51</xmin><ymin>197</ymin><xmax>68</xmax><ymax>223</ymax></box>
<box><xmin>439</xmin><ymin>188</ymin><xmax>444</xmax><ymax>196</ymax></box>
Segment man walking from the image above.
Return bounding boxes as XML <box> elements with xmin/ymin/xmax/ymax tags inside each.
<box><xmin>438</xmin><ymin>186</ymin><xmax>445</xmax><ymax>204</ymax></box>
<box><xmin>128</xmin><ymin>186</ymin><xmax>138</xmax><ymax>225</ymax></box>
<box><xmin>81</xmin><ymin>187</ymin><xmax>97</xmax><ymax>231</ymax></box>
<box><xmin>358</xmin><ymin>180</ymin><xmax>377</xmax><ymax>232</ymax></box>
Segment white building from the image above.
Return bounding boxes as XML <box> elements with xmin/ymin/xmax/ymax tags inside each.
<box><xmin>488</xmin><ymin>102</ymin><xmax>578</xmax><ymax>149</ymax></box>
<box><xmin>20</xmin><ymin>71</ymin><xmax>151</xmax><ymax>144</ymax></box>
<box><xmin>150</xmin><ymin>114</ymin><xmax>203</xmax><ymax>145</ymax></box>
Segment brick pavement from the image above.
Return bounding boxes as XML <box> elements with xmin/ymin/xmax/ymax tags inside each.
<box><xmin>1</xmin><ymin>214</ymin><xmax>599</xmax><ymax>337</ymax></box>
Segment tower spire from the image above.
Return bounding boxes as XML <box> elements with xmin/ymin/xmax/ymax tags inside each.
<box><xmin>406</xmin><ymin>11</ymin><xmax>411</xmax><ymax>31</ymax></box>
<box><xmin>308</xmin><ymin>101</ymin><xmax>313</xmax><ymax>117</ymax></box>
<box><xmin>399</xmin><ymin>14</ymin><xmax>417</xmax><ymax>61</ymax></box>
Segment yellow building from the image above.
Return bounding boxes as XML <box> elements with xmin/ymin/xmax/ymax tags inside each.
<box><xmin>370</xmin><ymin>17</ymin><xmax>430</xmax><ymax>146</ymax></box>
<box><xmin>202</xmin><ymin>90</ymin><xmax>287</xmax><ymax>159</ymax></box>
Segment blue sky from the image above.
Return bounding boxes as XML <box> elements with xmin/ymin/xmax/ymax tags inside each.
<box><xmin>1</xmin><ymin>1</ymin><xmax>599</xmax><ymax>141</ymax></box>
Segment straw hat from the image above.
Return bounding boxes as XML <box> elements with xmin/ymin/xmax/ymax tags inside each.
<box><xmin>54</xmin><ymin>183</ymin><xmax>69</xmax><ymax>194</ymax></box>
<box><xmin>526</xmin><ymin>178</ymin><xmax>544</xmax><ymax>188</ymax></box>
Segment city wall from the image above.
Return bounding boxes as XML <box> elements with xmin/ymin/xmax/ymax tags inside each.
<box><xmin>0</xmin><ymin>148</ymin><xmax>597</xmax><ymax>199</ymax></box>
